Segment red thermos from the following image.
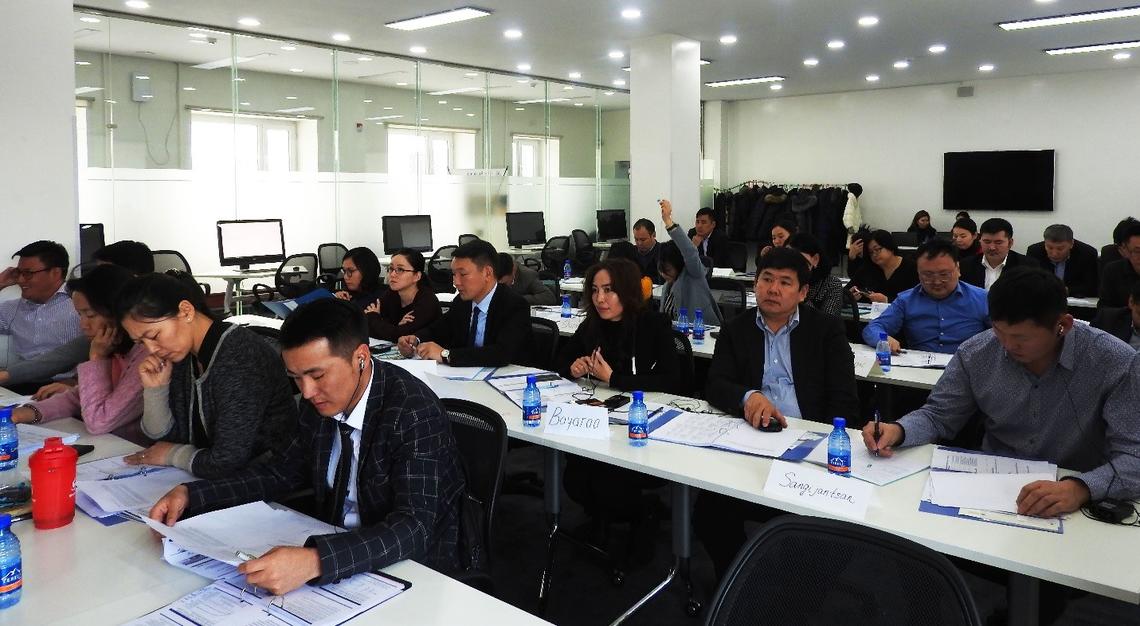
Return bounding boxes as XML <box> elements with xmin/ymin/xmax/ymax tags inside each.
<box><xmin>29</xmin><ymin>437</ymin><xmax>78</xmax><ymax>530</ymax></box>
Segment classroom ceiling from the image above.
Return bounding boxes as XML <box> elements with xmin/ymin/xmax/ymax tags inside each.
<box><xmin>74</xmin><ymin>0</ymin><xmax>1140</xmax><ymax>101</ymax></box>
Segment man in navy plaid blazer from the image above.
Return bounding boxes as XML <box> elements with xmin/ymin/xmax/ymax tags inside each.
<box><xmin>148</xmin><ymin>298</ymin><xmax>465</xmax><ymax>595</ymax></box>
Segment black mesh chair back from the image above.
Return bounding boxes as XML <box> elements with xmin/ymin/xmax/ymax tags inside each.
<box><xmin>152</xmin><ymin>249</ymin><xmax>192</xmax><ymax>274</ymax></box>
<box><xmin>243</xmin><ymin>324</ymin><xmax>283</xmax><ymax>354</ymax></box>
<box><xmin>725</xmin><ymin>242</ymin><xmax>749</xmax><ymax>273</ymax></box>
<box><xmin>891</xmin><ymin>231</ymin><xmax>920</xmax><ymax>247</ymax></box>
<box><xmin>458</xmin><ymin>234</ymin><xmax>480</xmax><ymax>246</ymax></box>
<box><xmin>427</xmin><ymin>245</ymin><xmax>459</xmax><ymax>294</ymax></box>
<box><xmin>316</xmin><ymin>243</ymin><xmax>348</xmax><ymax>275</ymax></box>
<box><xmin>540</xmin><ymin>236</ymin><xmax>571</xmax><ymax>278</ymax></box>
<box><xmin>705</xmin><ymin>516</ymin><xmax>983</xmax><ymax>626</ymax></box>
<box><xmin>671</xmin><ymin>330</ymin><xmax>695</xmax><ymax>397</ymax></box>
<box><xmin>528</xmin><ymin>317</ymin><xmax>560</xmax><ymax>370</ymax></box>
<box><xmin>275</xmin><ymin>253</ymin><xmax>319</xmax><ymax>300</ymax></box>
<box><xmin>522</xmin><ymin>257</ymin><xmax>542</xmax><ymax>271</ymax></box>
<box><xmin>709</xmin><ymin>277</ymin><xmax>749</xmax><ymax>321</ymax></box>
<box><xmin>442</xmin><ymin>398</ymin><xmax>507</xmax><ymax>584</ymax></box>
<box><xmin>570</xmin><ymin>229</ymin><xmax>597</xmax><ymax>272</ymax></box>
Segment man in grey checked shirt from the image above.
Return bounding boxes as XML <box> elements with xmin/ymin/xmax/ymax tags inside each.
<box><xmin>864</xmin><ymin>266</ymin><xmax>1139</xmax><ymax>518</ymax></box>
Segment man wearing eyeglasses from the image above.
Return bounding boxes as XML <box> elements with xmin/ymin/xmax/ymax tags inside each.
<box><xmin>0</xmin><ymin>241</ymin><xmax>84</xmax><ymax>392</ymax></box>
<box><xmin>863</xmin><ymin>239</ymin><xmax>990</xmax><ymax>355</ymax></box>
<box><xmin>1099</xmin><ymin>222</ymin><xmax>1140</xmax><ymax>309</ymax></box>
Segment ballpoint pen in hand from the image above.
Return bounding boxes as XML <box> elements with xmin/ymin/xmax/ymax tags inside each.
<box><xmin>872</xmin><ymin>409</ymin><xmax>881</xmax><ymax>457</ymax></box>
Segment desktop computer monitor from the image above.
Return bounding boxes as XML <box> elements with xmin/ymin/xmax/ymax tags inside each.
<box><xmin>216</xmin><ymin>219</ymin><xmax>286</xmax><ymax>270</ymax></box>
<box><xmin>596</xmin><ymin>209</ymin><xmax>627</xmax><ymax>241</ymax></box>
<box><xmin>79</xmin><ymin>223</ymin><xmax>105</xmax><ymax>266</ymax></box>
<box><xmin>382</xmin><ymin>215</ymin><xmax>434</xmax><ymax>254</ymax></box>
<box><xmin>506</xmin><ymin>212</ymin><xmax>546</xmax><ymax>248</ymax></box>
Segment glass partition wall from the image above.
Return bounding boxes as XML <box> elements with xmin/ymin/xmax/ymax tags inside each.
<box><xmin>72</xmin><ymin>10</ymin><xmax>630</xmax><ymax>289</ymax></box>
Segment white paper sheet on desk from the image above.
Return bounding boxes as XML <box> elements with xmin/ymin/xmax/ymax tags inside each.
<box><xmin>162</xmin><ymin>538</ymin><xmax>237</xmax><ymax>580</ymax></box>
<box><xmin>649</xmin><ymin>411</ymin><xmax>805</xmax><ymax>457</ymax></box>
<box><xmin>384</xmin><ymin>358</ymin><xmax>438</xmax><ymax>383</ymax></box>
<box><xmin>487</xmin><ymin>374</ymin><xmax>583</xmax><ymax>410</ymax></box>
<box><xmin>16</xmin><ymin>423</ymin><xmax>79</xmax><ymax>455</ymax></box>
<box><xmin>422</xmin><ymin>373</ymin><xmax>483</xmax><ymax>400</ymax></box>
<box><xmin>806</xmin><ymin>437</ymin><xmax>931</xmax><ymax>486</ymax></box>
<box><xmin>930</xmin><ymin>447</ymin><xmax>1057</xmax><ymax>476</ymax></box>
<box><xmin>437</xmin><ymin>364</ymin><xmax>497</xmax><ymax>380</ymax></box>
<box><xmin>76</xmin><ymin>466</ymin><xmax>195</xmax><ymax>513</ymax></box>
<box><xmin>926</xmin><ymin>471</ymin><xmax>1055</xmax><ymax>514</ymax></box>
<box><xmin>851</xmin><ymin>345</ymin><xmax>878</xmax><ymax>377</ymax></box>
<box><xmin>891</xmin><ymin>350</ymin><xmax>953</xmax><ymax>369</ymax></box>
<box><xmin>0</xmin><ymin>391</ymin><xmax>32</xmax><ymax>407</ymax></box>
<box><xmin>143</xmin><ymin>501</ymin><xmax>341</xmax><ymax>566</ymax></box>
<box><xmin>75</xmin><ymin>456</ymin><xmax>164</xmax><ymax>482</ymax></box>
<box><xmin>715</xmin><ymin>423</ymin><xmax>807</xmax><ymax>457</ymax></box>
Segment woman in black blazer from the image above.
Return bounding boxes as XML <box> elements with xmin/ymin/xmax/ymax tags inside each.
<box><xmin>847</xmin><ymin>230</ymin><xmax>920</xmax><ymax>303</ymax></box>
<box><xmin>335</xmin><ymin>247</ymin><xmax>385</xmax><ymax>310</ymax></box>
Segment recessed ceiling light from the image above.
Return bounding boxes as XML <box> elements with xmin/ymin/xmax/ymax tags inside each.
<box><xmin>613</xmin><ymin>79</ymin><xmax>626</xmax><ymax>86</ymax></box>
<box><xmin>865</xmin><ymin>74</ymin><xmax>880</xmax><ymax>82</ymax></box>
<box><xmin>622</xmin><ymin>8</ymin><xmax>642</xmax><ymax>19</ymax></box>
<box><xmin>386</xmin><ymin>7</ymin><xmax>492</xmax><ymax>31</ymax></box>
<box><xmin>608</xmin><ymin>50</ymin><xmax>624</xmax><ymax>59</ymax></box>
<box><xmin>396</xmin><ymin>82</ymin><xmax>408</xmax><ymax>86</ymax></box>
<box><xmin>188</xmin><ymin>40</ymin><xmax>207</xmax><ymax>45</ymax></box>
<box><xmin>428</xmin><ymin>87</ymin><xmax>484</xmax><ymax>95</ymax></box>
<box><xmin>827</xmin><ymin>39</ymin><xmax>845</xmax><ymax>50</ymax></box>
<box><xmin>699</xmin><ymin>58</ymin><xmax>711</xmax><ymax>65</ymax></box>
<box><xmin>1045</xmin><ymin>41</ymin><xmax>1140</xmax><ymax>55</ymax></box>
<box><xmin>1036</xmin><ymin>0</ymin><xmax>1057</xmax><ymax>3</ymax></box>
<box><xmin>233</xmin><ymin>77</ymin><xmax>246</xmax><ymax>82</ymax></box>
<box><xmin>603</xmin><ymin>91</ymin><xmax>615</xmax><ymax>96</ymax></box>
<box><xmin>383</xmin><ymin>106</ymin><xmax>394</xmax><ymax>110</ymax></box>
<box><xmin>770</xmin><ymin>84</ymin><xmax>783</xmax><ymax>91</ymax></box>
<box><xmin>331</xmin><ymin>33</ymin><xmax>351</xmax><ymax>42</ymax></box>
<box><xmin>705</xmin><ymin>75</ymin><xmax>785</xmax><ymax>87</ymax></box>
<box><xmin>563</xmin><ymin>85</ymin><xmax>575</xmax><ymax>90</ymax></box>
<box><xmin>568</xmin><ymin>71</ymin><xmax>582</xmax><ymax>79</ymax></box>
<box><xmin>240</xmin><ymin>102</ymin><xmax>251</xmax><ymax>106</ymax></box>
<box><xmin>80</xmin><ymin>16</ymin><xmax>101</xmax><ymax>23</ymax></box>
<box><xmin>893</xmin><ymin>60</ymin><xmax>910</xmax><ymax>69</ymax></box>
<box><xmin>420</xmin><ymin>118</ymin><xmax>429</xmax><ymax>122</ymax></box>
<box><xmin>803</xmin><ymin>58</ymin><xmax>819</xmax><ymax>67</ymax></box>
<box><xmin>515</xmin><ymin>107</ymin><xmax>525</xmax><ymax>111</ymax></box>
<box><xmin>276</xmin><ymin>106</ymin><xmax>315</xmax><ymax>114</ymax></box>
<box><xmin>357</xmin><ymin>56</ymin><xmax>373</xmax><ymax>62</ymax></box>
<box><xmin>409</xmin><ymin>46</ymin><xmax>427</xmax><ymax>54</ymax></box>
<box><xmin>503</xmin><ymin>29</ymin><xmax>522</xmax><ymax>39</ymax></box>
<box><xmin>928</xmin><ymin>44</ymin><xmax>947</xmax><ymax>54</ymax></box>
<box><xmin>289</xmin><ymin>68</ymin><xmax>304</xmax><ymax>73</ymax></box>
<box><xmin>516</xmin><ymin>78</ymin><xmax>530</xmax><ymax>83</ymax></box>
<box><xmin>238</xmin><ymin>17</ymin><xmax>261</xmax><ymax>27</ymax></box>
<box><xmin>978</xmin><ymin>64</ymin><xmax>995</xmax><ymax>72</ymax></box>
<box><xmin>365</xmin><ymin>114</ymin><xmax>404</xmax><ymax>121</ymax></box>
<box><xmin>858</xmin><ymin>16</ymin><xmax>879</xmax><ymax>27</ymax></box>
<box><xmin>999</xmin><ymin>6</ymin><xmax>1140</xmax><ymax>31</ymax></box>
<box><xmin>574</xmin><ymin>102</ymin><xmax>584</xmax><ymax>106</ymax></box>
<box><xmin>517</xmin><ymin>63</ymin><xmax>531</xmax><ymax>71</ymax></box>
<box><xmin>1114</xmin><ymin>52</ymin><xmax>1132</xmax><ymax>60</ymax></box>
<box><xmin>516</xmin><ymin>97</ymin><xmax>570</xmax><ymax>104</ymax></box>
<box><xmin>453</xmin><ymin>107</ymin><xmax>463</xmax><ymax>111</ymax></box>
<box><xmin>438</xmin><ymin>100</ymin><xmax>447</xmax><ymax>104</ymax></box>
<box><xmin>621</xmin><ymin>67</ymin><xmax>631</xmax><ymax>72</ymax></box>
<box><xmin>105</xmin><ymin>99</ymin><xmax>117</xmax><ymax>104</ymax></box>
<box><xmin>285</xmin><ymin>96</ymin><xmax>298</xmax><ymax>100</ymax></box>
<box><xmin>465</xmin><ymin>72</ymin><xmax>479</xmax><ymax>77</ymax></box>
<box><xmin>364</xmin><ymin>99</ymin><xmax>373</xmax><ymax>103</ymax></box>
<box><xmin>281</xmin><ymin>45</ymin><xmax>297</xmax><ymax>51</ymax></box>
<box><xmin>124</xmin><ymin>1</ymin><xmax>149</xmax><ymax>9</ymax></box>
<box><xmin>719</xmin><ymin>35</ymin><xmax>737</xmax><ymax>45</ymax></box>
<box><xmin>75</xmin><ymin>61</ymin><xmax>91</xmax><ymax>66</ymax></box>
<box><xmin>189</xmin><ymin>32</ymin><xmax>208</xmax><ymax>39</ymax></box>
<box><xmin>182</xmin><ymin>86</ymin><xmax>196</xmax><ymax>91</ymax></box>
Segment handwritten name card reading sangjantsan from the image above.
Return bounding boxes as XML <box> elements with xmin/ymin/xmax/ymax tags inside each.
<box><xmin>543</xmin><ymin>403</ymin><xmax>610</xmax><ymax>440</ymax></box>
<box><xmin>762</xmin><ymin>460</ymin><xmax>873</xmax><ymax>519</ymax></box>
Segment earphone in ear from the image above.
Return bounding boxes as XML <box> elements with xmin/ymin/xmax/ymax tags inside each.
<box><xmin>1057</xmin><ymin>325</ymin><xmax>1064</xmax><ymax>337</ymax></box>
<box><xmin>359</xmin><ymin>358</ymin><xmax>366</xmax><ymax>372</ymax></box>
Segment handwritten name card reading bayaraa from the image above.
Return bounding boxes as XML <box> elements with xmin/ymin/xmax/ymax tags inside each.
<box><xmin>543</xmin><ymin>403</ymin><xmax>610</xmax><ymax>440</ymax></box>
<box><xmin>762</xmin><ymin>460</ymin><xmax>873</xmax><ymax>520</ymax></box>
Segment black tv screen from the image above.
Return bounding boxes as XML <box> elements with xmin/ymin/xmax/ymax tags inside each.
<box><xmin>943</xmin><ymin>150</ymin><xmax>1055</xmax><ymax>212</ymax></box>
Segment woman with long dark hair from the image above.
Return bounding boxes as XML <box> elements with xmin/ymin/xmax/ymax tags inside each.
<box><xmin>847</xmin><ymin>230</ymin><xmax>919</xmax><ymax>303</ymax></box>
<box><xmin>362</xmin><ymin>248</ymin><xmax>441</xmax><ymax>341</ymax></box>
<box><xmin>907</xmin><ymin>210</ymin><xmax>937</xmax><ymax>244</ymax></box>
<box><xmin>335</xmin><ymin>247</ymin><xmax>384</xmax><ymax>309</ymax></box>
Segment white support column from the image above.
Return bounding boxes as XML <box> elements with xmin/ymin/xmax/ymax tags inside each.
<box><xmin>629</xmin><ymin>35</ymin><xmax>701</xmax><ymax>232</ymax></box>
<box><xmin>0</xmin><ymin>0</ymin><xmax>77</xmax><ymax>269</ymax></box>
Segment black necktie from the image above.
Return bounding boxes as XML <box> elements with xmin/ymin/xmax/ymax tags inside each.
<box><xmin>469</xmin><ymin>306</ymin><xmax>482</xmax><ymax>347</ymax></box>
<box><xmin>328</xmin><ymin>421</ymin><xmax>355</xmax><ymax>525</ymax></box>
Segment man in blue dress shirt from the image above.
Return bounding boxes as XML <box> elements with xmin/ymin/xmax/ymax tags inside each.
<box><xmin>862</xmin><ymin>238</ymin><xmax>990</xmax><ymax>354</ymax></box>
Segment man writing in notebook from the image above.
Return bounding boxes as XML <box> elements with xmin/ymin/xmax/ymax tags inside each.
<box><xmin>864</xmin><ymin>267</ymin><xmax>1140</xmax><ymax>517</ymax></box>
<box><xmin>149</xmin><ymin>299</ymin><xmax>466</xmax><ymax>594</ymax></box>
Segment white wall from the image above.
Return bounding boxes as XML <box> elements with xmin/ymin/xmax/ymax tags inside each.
<box><xmin>719</xmin><ymin>67</ymin><xmax>1140</xmax><ymax>250</ymax></box>
<box><xmin>0</xmin><ymin>0</ymin><xmax>77</xmax><ymax>285</ymax></box>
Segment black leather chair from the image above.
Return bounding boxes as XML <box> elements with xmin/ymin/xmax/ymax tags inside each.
<box><xmin>540</xmin><ymin>236</ymin><xmax>571</xmax><ymax>279</ymax></box>
<box><xmin>442</xmin><ymin>399</ymin><xmax>508</xmax><ymax>594</ymax></box>
<box><xmin>708</xmin><ymin>277</ymin><xmax>748</xmax><ymax>322</ymax></box>
<box><xmin>151</xmin><ymin>249</ymin><xmax>211</xmax><ymax>295</ymax></box>
<box><xmin>705</xmin><ymin>516</ymin><xmax>983</xmax><ymax>626</ymax></box>
<box><xmin>529</xmin><ymin>317</ymin><xmax>561</xmax><ymax>371</ymax></box>
<box><xmin>725</xmin><ymin>242</ymin><xmax>749</xmax><ymax>273</ymax></box>
<box><xmin>671</xmin><ymin>329</ymin><xmax>695</xmax><ymax>397</ymax></box>
<box><xmin>458</xmin><ymin>234</ymin><xmax>480</xmax><ymax>246</ymax></box>
<box><xmin>570</xmin><ymin>229</ymin><xmax>597</xmax><ymax>274</ymax></box>
<box><xmin>427</xmin><ymin>245</ymin><xmax>459</xmax><ymax>294</ymax></box>
<box><xmin>251</xmin><ymin>253</ymin><xmax>319</xmax><ymax>304</ymax></box>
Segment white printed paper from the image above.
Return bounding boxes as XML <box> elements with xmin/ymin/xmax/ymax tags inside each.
<box><xmin>891</xmin><ymin>350</ymin><xmax>953</xmax><ymax>369</ymax></box>
<box><xmin>436</xmin><ymin>364</ymin><xmax>497</xmax><ymax>380</ymax></box>
<box><xmin>76</xmin><ymin>466</ymin><xmax>195</xmax><ymax>514</ymax></box>
<box><xmin>486</xmin><ymin>373</ymin><xmax>583</xmax><ymax>410</ymax></box>
<box><xmin>542</xmin><ymin>403</ymin><xmax>610</xmax><ymax>440</ymax></box>
<box><xmin>806</xmin><ymin>436</ymin><xmax>931</xmax><ymax>486</ymax></box>
<box><xmin>384</xmin><ymin>358</ymin><xmax>438</xmax><ymax>384</ymax></box>
<box><xmin>927</xmin><ymin>471</ymin><xmax>1055</xmax><ymax>514</ymax></box>
<box><xmin>647</xmin><ymin>411</ymin><xmax>805</xmax><ymax>458</ymax></box>
<box><xmin>852</xmin><ymin>346</ymin><xmax>878</xmax><ymax>377</ymax></box>
<box><xmin>16</xmin><ymin>423</ymin><xmax>79</xmax><ymax>455</ymax></box>
<box><xmin>162</xmin><ymin>538</ymin><xmax>238</xmax><ymax>580</ymax></box>
<box><xmin>422</xmin><ymin>373</ymin><xmax>483</xmax><ymax>400</ymax></box>
<box><xmin>763</xmin><ymin>459</ymin><xmax>873</xmax><ymax>519</ymax></box>
<box><xmin>930</xmin><ymin>447</ymin><xmax>1057</xmax><ymax>476</ymax></box>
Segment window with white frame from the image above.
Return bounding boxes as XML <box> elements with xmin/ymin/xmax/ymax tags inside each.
<box><xmin>512</xmin><ymin>134</ymin><xmax>560</xmax><ymax>177</ymax></box>
<box><xmin>387</xmin><ymin>125</ymin><xmax>476</xmax><ymax>177</ymax></box>
<box><xmin>190</xmin><ymin>110</ymin><xmax>299</xmax><ymax>172</ymax></box>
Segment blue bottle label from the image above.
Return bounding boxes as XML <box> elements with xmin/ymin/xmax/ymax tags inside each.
<box><xmin>0</xmin><ymin>560</ymin><xmax>21</xmax><ymax>595</ymax></box>
<box><xmin>628</xmin><ymin>423</ymin><xmax>647</xmax><ymax>440</ymax></box>
<box><xmin>524</xmin><ymin>406</ymin><xmax>542</xmax><ymax>424</ymax></box>
<box><xmin>827</xmin><ymin>455</ymin><xmax>850</xmax><ymax>474</ymax></box>
<box><xmin>0</xmin><ymin>442</ymin><xmax>16</xmax><ymax>472</ymax></box>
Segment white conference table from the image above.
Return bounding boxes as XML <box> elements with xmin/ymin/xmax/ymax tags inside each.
<box><xmin>196</xmin><ymin>268</ymin><xmax>277</xmax><ymax>315</ymax></box>
<box><xmin>8</xmin><ymin>417</ymin><xmax>549</xmax><ymax>626</ymax></box>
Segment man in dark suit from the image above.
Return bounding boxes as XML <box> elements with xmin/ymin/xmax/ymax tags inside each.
<box><xmin>147</xmin><ymin>299</ymin><xmax>466</xmax><ymax>594</ymax></box>
<box><xmin>398</xmin><ymin>240</ymin><xmax>533</xmax><ymax>367</ymax></box>
<box><xmin>1026</xmin><ymin>224</ymin><xmax>1099</xmax><ymax>297</ymax></box>
<box><xmin>686</xmin><ymin>207</ymin><xmax>732</xmax><ymax>268</ymax></box>
<box><xmin>695</xmin><ymin>247</ymin><xmax>859</xmax><ymax>579</ymax></box>
<box><xmin>1099</xmin><ymin>222</ymin><xmax>1140</xmax><ymax>309</ymax></box>
<box><xmin>1092</xmin><ymin>280</ymin><xmax>1140</xmax><ymax>349</ymax></box>
<box><xmin>960</xmin><ymin>218</ymin><xmax>1045</xmax><ymax>290</ymax></box>
<box><xmin>494</xmin><ymin>252</ymin><xmax>557</xmax><ymax>305</ymax></box>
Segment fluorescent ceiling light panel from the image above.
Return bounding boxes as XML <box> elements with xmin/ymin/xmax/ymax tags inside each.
<box><xmin>276</xmin><ymin>106</ymin><xmax>316</xmax><ymax>113</ymax></box>
<box><xmin>622</xmin><ymin>8</ymin><xmax>641</xmax><ymax>19</ymax></box>
<box><xmin>1114</xmin><ymin>52</ymin><xmax>1133</xmax><ymax>60</ymax></box>
<box><xmin>770</xmin><ymin>84</ymin><xmax>783</xmax><ymax>90</ymax></box>
<box><xmin>827</xmin><ymin>39</ymin><xmax>845</xmax><ymax>50</ymax></box>
<box><xmin>515</xmin><ymin>97</ymin><xmax>570</xmax><ymax>104</ymax></box>
<box><xmin>409</xmin><ymin>46</ymin><xmax>427</xmax><ymax>54</ymax></box>
<box><xmin>331</xmin><ymin>33</ymin><xmax>351</xmax><ymax>42</ymax></box>
<box><xmin>568</xmin><ymin>71</ymin><xmax>582</xmax><ymax>79</ymax></box>
<box><xmin>858</xmin><ymin>15</ymin><xmax>879</xmax><ymax>27</ymax></box>
<box><xmin>503</xmin><ymin>29</ymin><xmax>522</xmax><ymax>39</ymax></box>
<box><xmin>386</xmin><ymin>7</ymin><xmax>492</xmax><ymax>31</ymax></box>
<box><xmin>238</xmin><ymin>17</ymin><xmax>261</xmax><ymax>27</ymax></box>
<box><xmin>803</xmin><ymin>58</ymin><xmax>819</xmax><ymax>66</ymax></box>
<box><xmin>75</xmin><ymin>61</ymin><xmax>92</xmax><ymax>66</ymax></box>
<box><xmin>928</xmin><ymin>44</ymin><xmax>947</xmax><ymax>54</ymax></box>
<box><xmin>366</xmin><ymin>115</ymin><xmax>404</xmax><ymax>120</ymax></box>
<box><xmin>124</xmin><ymin>1</ymin><xmax>149</xmax><ymax>9</ymax></box>
<box><xmin>1044</xmin><ymin>40</ymin><xmax>1140</xmax><ymax>55</ymax></box>
<box><xmin>998</xmin><ymin>6</ymin><xmax>1140</xmax><ymax>31</ymax></box>
<box><xmin>427</xmin><ymin>87</ymin><xmax>484</xmax><ymax>95</ymax></box>
<box><xmin>80</xmin><ymin>16</ymin><xmax>101</xmax><ymax>23</ymax></box>
<box><xmin>705</xmin><ymin>75</ymin><xmax>784</xmax><ymax>87</ymax></box>
<box><xmin>193</xmin><ymin>54</ymin><xmax>269</xmax><ymax>70</ymax></box>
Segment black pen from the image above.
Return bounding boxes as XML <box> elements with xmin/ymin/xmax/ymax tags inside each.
<box><xmin>872</xmin><ymin>409</ymin><xmax>881</xmax><ymax>457</ymax></box>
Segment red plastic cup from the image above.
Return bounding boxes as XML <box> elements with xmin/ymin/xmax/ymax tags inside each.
<box><xmin>29</xmin><ymin>437</ymin><xmax>78</xmax><ymax>530</ymax></box>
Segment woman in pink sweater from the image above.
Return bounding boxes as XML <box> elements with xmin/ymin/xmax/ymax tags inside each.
<box><xmin>11</xmin><ymin>264</ymin><xmax>149</xmax><ymax>445</ymax></box>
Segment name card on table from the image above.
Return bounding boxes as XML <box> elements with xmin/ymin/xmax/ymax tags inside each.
<box><xmin>762</xmin><ymin>460</ymin><xmax>873</xmax><ymax>520</ymax></box>
<box><xmin>543</xmin><ymin>403</ymin><xmax>610</xmax><ymax>440</ymax></box>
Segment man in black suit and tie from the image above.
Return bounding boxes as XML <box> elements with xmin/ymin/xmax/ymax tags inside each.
<box><xmin>147</xmin><ymin>299</ymin><xmax>466</xmax><ymax>594</ymax></box>
<box><xmin>686</xmin><ymin>207</ymin><xmax>732</xmax><ymax>268</ymax></box>
<box><xmin>398</xmin><ymin>239</ymin><xmax>533</xmax><ymax>366</ymax></box>
<box><xmin>960</xmin><ymin>218</ymin><xmax>1045</xmax><ymax>290</ymax></box>
<box><xmin>1026</xmin><ymin>224</ymin><xmax>1099</xmax><ymax>297</ymax></box>
<box><xmin>694</xmin><ymin>247</ymin><xmax>859</xmax><ymax>579</ymax></box>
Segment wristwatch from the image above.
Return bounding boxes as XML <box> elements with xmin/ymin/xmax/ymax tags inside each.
<box><xmin>440</xmin><ymin>349</ymin><xmax>451</xmax><ymax>364</ymax></box>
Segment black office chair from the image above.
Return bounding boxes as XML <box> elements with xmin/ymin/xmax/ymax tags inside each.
<box><xmin>243</xmin><ymin>324</ymin><xmax>283</xmax><ymax>354</ymax></box>
<box><xmin>705</xmin><ymin>516</ymin><xmax>983</xmax><ymax>626</ymax></box>
<box><xmin>540</xmin><ymin>236</ymin><xmax>571</xmax><ymax>279</ymax></box>
<box><xmin>528</xmin><ymin>317</ymin><xmax>561</xmax><ymax>370</ymax></box>
<box><xmin>458</xmin><ymin>234</ymin><xmax>480</xmax><ymax>246</ymax></box>
<box><xmin>316</xmin><ymin>243</ymin><xmax>348</xmax><ymax>290</ymax></box>
<box><xmin>427</xmin><ymin>245</ymin><xmax>458</xmax><ymax>294</ymax></box>
<box><xmin>709</xmin><ymin>277</ymin><xmax>748</xmax><ymax>322</ymax></box>
<box><xmin>891</xmin><ymin>231</ymin><xmax>920</xmax><ymax>247</ymax></box>
<box><xmin>251</xmin><ymin>253</ymin><xmax>319</xmax><ymax>304</ymax></box>
<box><xmin>151</xmin><ymin>250</ymin><xmax>211</xmax><ymax>295</ymax></box>
<box><xmin>672</xmin><ymin>330</ymin><xmax>696</xmax><ymax>397</ymax></box>
<box><xmin>725</xmin><ymin>242</ymin><xmax>749</xmax><ymax>273</ymax></box>
<box><xmin>522</xmin><ymin>257</ymin><xmax>542</xmax><ymax>272</ymax></box>
<box><xmin>569</xmin><ymin>229</ymin><xmax>597</xmax><ymax>274</ymax></box>
<box><xmin>442</xmin><ymin>399</ymin><xmax>508</xmax><ymax>594</ymax></box>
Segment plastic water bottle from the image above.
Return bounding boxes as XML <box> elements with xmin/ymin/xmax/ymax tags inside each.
<box><xmin>827</xmin><ymin>417</ymin><xmax>852</xmax><ymax>476</ymax></box>
<box><xmin>677</xmin><ymin>307</ymin><xmax>690</xmax><ymax>335</ymax></box>
<box><xmin>692</xmin><ymin>308</ymin><xmax>705</xmax><ymax>345</ymax></box>
<box><xmin>875</xmin><ymin>332</ymin><xmax>892</xmax><ymax>372</ymax></box>
<box><xmin>561</xmin><ymin>294</ymin><xmax>572</xmax><ymax>318</ymax></box>
<box><xmin>628</xmin><ymin>391</ymin><xmax>648</xmax><ymax>447</ymax></box>
<box><xmin>0</xmin><ymin>514</ymin><xmax>20</xmax><ymax>609</ymax></box>
<box><xmin>563</xmin><ymin>259</ymin><xmax>572</xmax><ymax>280</ymax></box>
<box><xmin>522</xmin><ymin>375</ymin><xmax>542</xmax><ymax>428</ymax></box>
<box><xmin>0</xmin><ymin>409</ymin><xmax>18</xmax><ymax>506</ymax></box>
